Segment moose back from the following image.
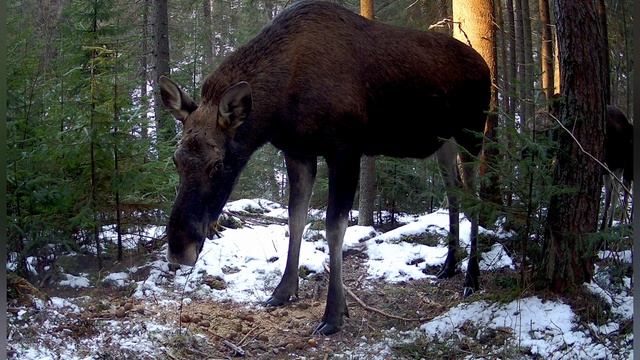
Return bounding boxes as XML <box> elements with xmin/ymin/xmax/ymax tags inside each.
<box><xmin>160</xmin><ymin>0</ymin><xmax>490</xmax><ymax>335</ymax></box>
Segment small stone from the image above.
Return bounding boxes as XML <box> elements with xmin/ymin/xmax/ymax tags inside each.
<box><xmin>296</xmin><ymin>303</ymin><xmax>310</xmax><ymax>310</ymax></box>
<box><xmin>202</xmin><ymin>275</ymin><xmax>227</xmax><ymax>290</ymax></box>
<box><xmin>115</xmin><ymin>308</ymin><xmax>126</xmax><ymax>318</ymax></box>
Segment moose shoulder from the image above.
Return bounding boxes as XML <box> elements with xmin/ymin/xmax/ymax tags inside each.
<box><xmin>160</xmin><ymin>0</ymin><xmax>490</xmax><ymax>335</ymax></box>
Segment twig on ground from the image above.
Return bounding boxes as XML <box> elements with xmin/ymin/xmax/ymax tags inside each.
<box><xmin>237</xmin><ymin>326</ymin><xmax>257</xmax><ymax>346</ymax></box>
<box><xmin>323</xmin><ymin>263</ymin><xmax>433</xmax><ymax>322</ymax></box>
<box><xmin>222</xmin><ymin>339</ymin><xmax>246</xmax><ymax>356</ymax></box>
<box><xmin>162</xmin><ymin>348</ymin><xmax>179</xmax><ymax>360</ymax></box>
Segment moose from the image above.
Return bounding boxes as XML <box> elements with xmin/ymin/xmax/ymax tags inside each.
<box><xmin>160</xmin><ymin>0</ymin><xmax>490</xmax><ymax>335</ymax></box>
<box><xmin>533</xmin><ymin>98</ymin><xmax>634</xmax><ymax>230</ymax></box>
<box><xmin>600</xmin><ymin>105</ymin><xmax>633</xmax><ymax>230</ymax></box>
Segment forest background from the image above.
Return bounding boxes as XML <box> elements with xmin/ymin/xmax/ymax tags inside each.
<box><xmin>6</xmin><ymin>0</ymin><xmax>634</xmax><ymax>291</ymax></box>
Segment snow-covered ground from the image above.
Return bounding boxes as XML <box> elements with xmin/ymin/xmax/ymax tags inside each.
<box><xmin>7</xmin><ymin>198</ymin><xmax>634</xmax><ymax>359</ymax></box>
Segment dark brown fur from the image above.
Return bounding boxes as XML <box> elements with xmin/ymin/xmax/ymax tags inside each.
<box><xmin>161</xmin><ymin>1</ymin><xmax>490</xmax><ymax>335</ymax></box>
<box><xmin>601</xmin><ymin>105</ymin><xmax>633</xmax><ymax>229</ymax></box>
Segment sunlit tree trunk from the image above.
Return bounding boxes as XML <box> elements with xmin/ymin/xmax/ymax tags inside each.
<box><xmin>358</xmin><ymin>0</ymin><xmax>376</xmax><ymax>227</ymax></box>
<box><xmin>542</xmin><ymin>0</ymin><xmax>606</xmax><ymax>293</ymax></box>
<box><xmin>539</xmin><ymin>0</ymin><xmax>554</xmax><ymax>101</ymax></box>
<box><xmin>452</xmin><ymin>0</ymin><xmax>501</xmax><ymax>221</ymax></box>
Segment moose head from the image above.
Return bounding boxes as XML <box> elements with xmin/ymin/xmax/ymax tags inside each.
<box><xmin>159</xmin><ymin>76</ymin><xmax>252</xmax><ymax>266</ymax></box>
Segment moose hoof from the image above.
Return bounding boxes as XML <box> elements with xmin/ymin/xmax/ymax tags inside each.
<box><xmin>436</xmin><ymin>266</ymin><xmax>455</xmax><ymax>279</ymax></box>
<box><xmin>462</xmin><ymin>287</ymin><xmax>475</xmax><ymax>298</ymax></box>
<box><xmin>264</xmin><ymin>296</ymin><xmax>289</xmax><ymax>307</ymax></box>
<box><xmin>312</xmin><ymin>321</ymin><xmax>341</xmax><ymax>336</ymax></box>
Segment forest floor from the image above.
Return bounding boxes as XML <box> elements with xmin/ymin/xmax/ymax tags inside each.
<box><xmin>7</xmin><ymin>199</ymin><xmax>634</xmax><ymax>359</ymax></box>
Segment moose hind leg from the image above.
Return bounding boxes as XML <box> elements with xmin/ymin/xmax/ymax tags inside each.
<box><xmin>459</xmin><ymin>151</ymin><xmax>480</xmax><ymax>297</ymax></box>
<box><xmin>314</xmin><ymin>154</ymin><xmax>360</xmax><ymax>335</ymax></box>
<box><xmin>435</xmin><ymin>140</ymin><xmax>461</xmax><ymax>279</ymax></box>
<box><xmin>265</xmin><ymin>154</ymin><xmax>317</xmax><ymax>306</ymax></box>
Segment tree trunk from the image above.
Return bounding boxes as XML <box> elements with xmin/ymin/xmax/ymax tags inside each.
<box><xmin>153</xmin><ymin>0</ymin><xmax>175</xmax><ymax>142</ymax></box>
<box><xmin>553</xmin><ymin>25</ymin><xmax>561</xmax><ymax>94</ymax></box>
<box><xmin>358</xmin><ymin>0</ymin><xmax>376</xmax><ymax>227</ymax></box>
<box><xmin>596</xmin><ymin>0</ymin><xmax>610</xmax><ymax>103</ymax></box>
<box><xmin>113</xmin><ymin>44</ymin><xmax>123</xmax><ymax>262</ymax></box>
<box><xmin>496</xmin><ymin>0</ymin><xmax>510</xmax><ymax>115</ymax></box>
<box><xmin>539</xmin><ymin>0</ymin><xmax>554</xmax><ymax>101</ymax></box>
<box><xmin>514</xmin><ymin>0</ymin><xmax>525</xmax><ymax>124</ymax></box>
<box><xmin>453</xmin><ymin>0</ymin><xmax>501</xmax><ymax>222</ymax></box>
<box><xmin>505</xmin><ymin>0</ymin><xmax>517</xmax><ymax>119</ymax></box>
<box><xmin>521</xmin><ymin>0</ymin><xmax>534</xmax><ymax>124</ymax></box>
<box><xmin>90</xmin><ymin>2</ymin><xmax>101</xmax><ymax>270</ymax></box>
<box><xmin>203</xmin><ymin>0</ymin><xmax>214</xmax><ymax>72</ymax></box>
<box><xmin>140</xmin><ymin>0</ymin><xmax>149</xmax><ymax>160</ymax></box>
<box><xmin>358</xmin><ymin>156</ymin><xmax>376</xmax><ymax>226</ymax></box>
<box><xmin>542</xmin><ymin>0</ymin><xmax>606</xmax><ymax>293</ymax></box>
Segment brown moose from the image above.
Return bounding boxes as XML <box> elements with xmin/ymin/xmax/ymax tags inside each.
<box><xmin>160</xmin><ymin>0</ymin><xmax>490</xmax><ymax>335</ymax></box>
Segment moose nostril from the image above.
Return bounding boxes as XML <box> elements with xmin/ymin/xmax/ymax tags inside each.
<box><xmin>166</xmin><ymin>243</ymin><xmax>199</xmax><ymax>266</ymax></box>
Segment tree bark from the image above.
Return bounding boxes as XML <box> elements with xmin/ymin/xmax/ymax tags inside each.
<box><xmin>140</xmin><ymin>0</ymin><xmax>150</xmax><ymax>157</ymax></box>
<box><xmin>521</xmin><ymin>0</ymin><xmax>534</xmax><ymax>124</ymax></box>
<box><xmin>539</xmin><ymin>0</ymin><xmax>554</xmax><ymax>101</ymax></box>
<box><xmin>153</xmin><ymin>0</ymin><xmax>175</xmax><ymax>142</ymax></box>
<box><xmin>453</xmin><ymin>0</ymin><xmax>501</xmax><ymax>221</ymax></box>
<box><xmin>596</xmin><ymin>0</ymin><xmax>610</xmax><ymax>103</ymax></box>
<box><xmin>496</xmin><ymin>0</ymin><xmax>510</xmax><ymax>115</ymax></box>
<box><xmin>358</xmin><ymin>0</ymin><xmax>376</xmax><ymax>227</ymax></box>
<box><xmin>514</xmin><ymin>0</ymin><xmax>525</xmax><ymax>123</ymax></box>
<box><xmin>203</xmin><ymin>0</ymin><xmax>214</xmax><ymax>72</ymax></box>
<box><xmin>542</xmin><ymin>0</ymin><xmax>606</xmax><ymax>293</ymax></box>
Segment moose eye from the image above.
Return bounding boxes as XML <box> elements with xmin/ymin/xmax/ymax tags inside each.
<box><xmin>209</xmin><ymin>160</ymin><xmax>223</xmax><ymax>178</ymax></box>
<box><xmin>213</xmin><ymin>161</ymin><xmax>223</xmax><ymax>171</ymax></box>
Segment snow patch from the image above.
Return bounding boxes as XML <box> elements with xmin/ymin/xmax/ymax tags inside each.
<box><xmin>59</xmin><ymin>273</ymin><xmax>91</xmax><ymax>288</ymax></box>
<box><xmin>420</xmin><ymin>296</ymin><xmax>619</xmax><ymax>359</ymax></box>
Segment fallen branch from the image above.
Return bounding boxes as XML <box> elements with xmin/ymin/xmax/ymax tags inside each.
<box><xmin>323</xmin><ymin>263</ymin><xmax>433</xmax><ymax>322</ymax></box>
<box><xmin>222</xmin><ymin>339</ymin><xmax>246</xmax><ymax>357</ymax></box>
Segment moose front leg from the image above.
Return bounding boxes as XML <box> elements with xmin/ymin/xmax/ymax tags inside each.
<box><xmin>313</xmin><ymin>154</ymin><xmax>360</xmax><ymax>335</ymax></box>
<box><xmin>265</xmin><ymin>154</ymin><xmax>317</xmax><ymax>306</ymax></box>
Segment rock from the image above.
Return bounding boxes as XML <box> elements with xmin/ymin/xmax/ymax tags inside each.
<box><xmin>180</xmin><ymin>314</ymin><xmax>191</xmax><ymax>323</ymax></box>
<box><xmin>202</xmin><ymin>275</ymin><xmax>227</xmax><ymax>290</ymax></box>
<box><xmin>307</xmin><ymin>338</ymin><xmax>317</xmax><ymax>347</ymax></box>
<box><xmin>115</xmin><ymin>308</ymin><xmax>126</xmax><ymax>318</ymax></box>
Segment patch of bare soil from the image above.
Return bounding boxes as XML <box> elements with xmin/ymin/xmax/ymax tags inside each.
<box><xmin>159</xmin><ymin>250</ymin><xmax>469</xmax><ymax>359</ymax></box>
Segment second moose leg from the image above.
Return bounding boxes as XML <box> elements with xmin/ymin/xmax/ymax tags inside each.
<box><xmin>314</xmin><ymin>153</ymin><xmax>360</xmax><ymax>335</ymax></box>
<box><xmin>265</xmin><ymin>154</ymin><xmax>317</xmax><ymax>306</ymax></box>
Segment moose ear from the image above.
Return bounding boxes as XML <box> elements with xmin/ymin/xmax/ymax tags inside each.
<box><xmin>159</xmin><ymin>76</ymin><xmax>198</xmax><ymax>122</ymax></box>
<box><xmin>218</xmin><ymin>81</ymin><xmax>252</xmax><ymax>129</ymax></box>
